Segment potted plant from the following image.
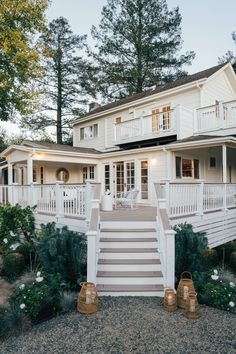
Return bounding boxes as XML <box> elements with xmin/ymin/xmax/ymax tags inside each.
<box><xmin>101</xmin><ymin>189</ymin><xmax>113</xmax><ymax>211</ymax></box>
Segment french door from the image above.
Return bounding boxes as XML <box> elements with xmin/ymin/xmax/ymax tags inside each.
<box><xmin>115</xmin><ymin>161</ymin><xmax>135</xmax><ymax>196</ymax></box>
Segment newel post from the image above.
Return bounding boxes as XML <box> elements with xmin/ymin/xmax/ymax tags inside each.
<box><xmin>11</xmin><ymin>183</ymin><xmax>19</xmax><ymax>205</ymax></box>
<box><xmin>55</xmin><ymin>181</ymin><xmax>64</xmax><ymax>218</ymax></box>
<box><xmin>165</xmin><ymin>229</ymin><xmax>176</xmax><ymax>289</ymax></box>
<box><xmin>85</xmin><ymin>180</ymin><xmax>93</xmax><ymax>223</ymax></box>
<box><xmin>197</xmin><ymin>181</ymin><xmax>204</xmax><ymax>216</ymax></box>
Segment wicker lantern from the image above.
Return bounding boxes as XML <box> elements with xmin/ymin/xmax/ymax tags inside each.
<box><xmin>77</xmin><ymin>282</ymin><xmax>99</xmax><ymax>314</ymax></box>
<box><xmin>164</xmin><ymin>288</ymin><xmax>177</xmax><ymax>312</ymax></box>
<box><xmin>184</xmin><ymin>291</ymin><xmax>201</xmax><ymax>319</ymax></box>
<box><xmin>177</xmin><ymin>272</ymin><xmax>195</xmax><ymax>309</ymax></box>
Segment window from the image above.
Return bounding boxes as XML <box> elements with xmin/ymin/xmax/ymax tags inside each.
<box><xmin>83</xmin><ymin>166</ymin><xmax>95</xmax><ymax>182</ymax></box>
<box><xmin>82</xmin><ymin>167</ymin><xmax>87</xmax><ymax>182</ymax></box>
<box><xmin>89</xmin><ymin>166</ymin><xmax>95</xmax><ymax>179</ymax></box>
<box><xmin>141</xmin><ymin>161</ymin><xmax>148</xmax><ymax>199</ymax></box>
<box><xmin>80</xmin><ymin>124</ymin><xmax>98</xmax><ymax>140</ymax></box>
<box><xmin>176</xmin><ymin>157</ymin><xmax>200</xmax><ymax>179</ymax></box>
<box><xmin>104</xmin><ymin>165</ymin><xmax>110</xmax><ymax>191</ymax></box>
<box><xmin>209</xmin><ymin>157</ymin><xmax>216</xmax><ymax>168</ymax></box>
<box><xmin>152</xmin><ymin>106</ymin><xmax>171</xmax><ymax>132</ymax></box>
<box><xmin>33</xmin><ymin>166</ymin><xmax>37</xmax><ymax>183</ymax></box>
<box><xmin>40</xmin><ymin>167</ymin><xmax>44</xmax><ymax>184</ymax></box>
<box><xmin>56</xmin><ymin>168</ymin><xmax>69</xmax><ymax>183</ymax></box>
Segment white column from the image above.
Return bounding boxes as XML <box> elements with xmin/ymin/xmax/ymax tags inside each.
<box><xmin>165</xmin><ymin>230</ymin><xmax>176</xmax><ymax>289</ymax></box>
<box><xmin>27</xmin><ymin>156</ymin><xmax>33</xmax><ymax>185</ymax></box>
<box><xmin>222</xmin><ymin>144</ymin><xmax>227</xmax><ymax>183</ymax></box>
<box><xmin>166</xmin><ymin>151</ymin><xmax>173</xmax><ymax>180</ymax></box>
<box><xmin>8</xmin><ymin>162</ymin><xmax>13</xmax><ymax>185</ymax></box>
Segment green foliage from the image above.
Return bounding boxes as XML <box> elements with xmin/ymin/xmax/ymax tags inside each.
<box><xmin>218</xmin><ymin>31</ymin><xmax>236</xmax><ymax>73</ymax></box>
<box><xmin>22</xmin><ymin>17</ymin><xmax>87</xmax><ymax>144</ymax></box>
<box><xmin>0</xmin><ymin>204</ymin><xmax>36</xmax><ymax>245</ymax></box>
<box><xmin>16</xmin><ymin>242</ymin><xmax>36</xmax><ymax>266</ymax></box>
<box><xmin>201</xmin><ymin>249</ymin><xmax>219</xmax><ymax>268</ymax></box>
<box><xmin>3</xmin><ymin>253</ymin><xmax>25</xmax><ymax>278</ymax></box>
<box><xmin>216</xmin><ymin>242</ymin><xmax>236</xmax><ymax>265</ymax></box>
<box><xmin>61</xmin><ymin>291</ymin><xmax>77</xmax><ymax>313</ymax></box>
<box><xmin>0</xmin><ymin>305</ymin><xmax>30</xmax><ymax>338</ymax></box>
<box><xmin>174</xmin><ymin>223</ymin><xmax>208</xmax><ymax>280</ymax></box>
<box><xmin>10</xmin><ymin>273</ymin><xmax>61</xmax><ymax>322</ymax></box>
<box><xmin>85</xmin><ymin>0</ymin><xmax>195</xmax><ymax>100</ymax></box>
<box><xmin>0</xmin><ymin>0</ymin><xmax>49</xmax><ymax>121</ymax></box>
<box><xmin>230</xmin><ymin>251</ymin><xmax>236</xmax><ymax>273</ymax></box>
<box><xmin>36</xmin><ymin>223</ymin><xmax>87</xmax><ymax>288</ymax></box>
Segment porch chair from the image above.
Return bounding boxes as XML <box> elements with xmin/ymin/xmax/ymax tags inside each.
<box><xmin>115</xmin><ymin>188</ymin><xmax>139</xmax><ymax>209</ymax></box>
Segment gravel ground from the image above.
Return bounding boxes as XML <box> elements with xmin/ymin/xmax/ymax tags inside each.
<box><xmin>0</xmin><ymin>297</ymin><xmax>235</xmax><ymax>354</ymax></box>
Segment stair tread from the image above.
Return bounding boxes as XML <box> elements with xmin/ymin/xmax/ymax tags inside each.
<box><xmin>100</xmin><ymin>248</ymin><xmax>159</xmax><ymax>253</ymax></box>
<box><xmin>97</xmin><ymin>284</ymin><xmax>164</xmax><ymax>292</ymax></box>
<box><xmin>98</xmin><ymin>259</ymin><xmax>161</xmax><ymax>265</ymax></box>
<box><xmin>100</xmin><ymin>228</ymin><xmax>156</xmax><ymax>233</ymax></box>
<box><xmin>100</xmin><ymin>237</ymin><xmax>157</xmax><ymax>242</ymax></box>
<box><xmin>97</xmin><ymin>271</ymin><xmax>163</xmax><ymax>277</ymax></box>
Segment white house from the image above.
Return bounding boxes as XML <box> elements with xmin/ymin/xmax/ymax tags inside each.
<box><xmin>1</xmin><ymin>63</ymin><xmax>236</xmax><ymax>296</ymax></box>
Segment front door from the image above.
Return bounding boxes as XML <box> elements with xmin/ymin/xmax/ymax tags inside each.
<box><xmin>115</xmin><ymin>161</ymin><xmax>135</xmax><ymax>196</ymax></box>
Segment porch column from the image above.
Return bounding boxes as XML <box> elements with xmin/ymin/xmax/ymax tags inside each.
<box><xmin>27</xmin><ymin>156</ymin><xmax>33</xmax><ymax>185</ymax></box>
<box><xmin>8</xmin><ymin>162</ymin><xmax>13</xmax><ymax>185</ymax></box>
<box><xmin>222</xmin><ymin>144</ymin><xmax>227</xmax><ymax>183</ymax></box>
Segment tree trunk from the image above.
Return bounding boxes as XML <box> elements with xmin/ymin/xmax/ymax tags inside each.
<box><xmin>136</xmin><ymin>0</ymin><xmax>143</xmax><ymax>93</ymax></box>
<box><xmin>57</xmin><ymin>37</ymin><xmax>63</xmax><ymax>144</ymax></box>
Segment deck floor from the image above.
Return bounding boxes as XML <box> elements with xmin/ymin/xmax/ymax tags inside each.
<box><xmin>100</xmin><ymin>205</ymin><xmax>157</xmax><ymax>222</ymax></box>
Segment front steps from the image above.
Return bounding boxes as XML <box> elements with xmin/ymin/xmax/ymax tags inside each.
<box><xmin>97</xmin><ymin>220</ymin><xmax>164</xmax><ymax>296</ymax></box>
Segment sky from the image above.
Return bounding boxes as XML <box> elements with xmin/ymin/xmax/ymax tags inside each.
<box><xmin>2</xmin><ymin>0</ymin><xmax>236</xmax><ymax>136</ymax></box>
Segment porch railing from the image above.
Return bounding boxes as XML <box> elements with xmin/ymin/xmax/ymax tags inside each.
<box><xmin>114</xmin><ymin>109</ymin><xmax>175</xmax><ymax>142</ymax></box>
<box><xmin>0</xmin><ymin>182</ymin><xmax>95</xmax><ymax>219</ymax></box>
<box><xmin>160</xmin><ymin>182</ymin><xmax>236</xmax><ymax>218</ymax></box>
<box><xmin>196</xmin><ymin>100</ymin><xmax>236</xmax><ymax>133</ymax></box>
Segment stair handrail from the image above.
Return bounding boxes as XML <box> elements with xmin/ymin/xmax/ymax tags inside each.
<box><xmin>154</xmin><ymin>183</ymin><xmax>176</xmax><ymax>289</ymax></box>
<box><xmin>86</xmin><ymin>183</ymin><xmax>101</xmax><ymax>284</ymax></box>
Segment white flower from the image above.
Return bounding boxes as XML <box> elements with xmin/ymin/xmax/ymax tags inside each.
<box><xmin>211</xmin><ymin>275</ymin><xmax>219</xmax><ymax>281</ymax></box>
<box><xmin>36</xmin><ymin>271</ymin><xmax>41</xmax><ymax>277</ymax></box>
<box><xmin>230</xmin><ymin>282</ymin><xmax>235</xmax><ymax>288</ymax></box>
<box><xmin>35</xmin><ymin>277</ymin><xmax>44</xmax><ymax>283</ymax></box>
<box><xmin>3</xmin><ymin>238</ymin><xmax>8</xmax><ymax>244</ymax></box>
<box><xmin>213</xmin><ymin>269</ymin><xmax>218</xmax><ymax>275</ymax></box>
<box><xmin>9</xmin><ymin>231</ymin><xmax>15</xmax><ymax>237</ymax></box>
<box><xmin>19</xmin><ymin>284</ymin><xmax>25</xmax><ymax>290</ymax></box>
<box><xmin>229</xmin><ymin>301</ymin><xmax>235</xmax><ymax>307</ymax></box>
<box><xmin>20</xmin><ymin>303</ymin><xmax>26</xmax><ymax>310</ymax></box>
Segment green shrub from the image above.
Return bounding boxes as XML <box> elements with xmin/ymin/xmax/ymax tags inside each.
<box><xmin>230</xmin><ymin>251</ymin><xmax>236</xmax><ymax>273</ymax></box>
<box><xmin>10</xmin><ymin>273</ymin><xmax>61</xmax><ymax>322</ymax></box>
<box><xmin>37</xmin><ymin>223</ymin><xmax>87</xmax><ymax>289</ymax></box>
<box><xmin>201</xmin><ymin>249</ymin><xmax>219</xmax><ymax>268</ymax></box>
<box><xmin>216</xmin><ymin>242</ymin><xmax>236</xmax><ymax>264</ymax></box>
<box><xmin>60</xmin><ymin>291</ymin><xmax>77</xmax><ymax>313</ymax></box>
<box><xmin>16</xmin><ymin>242</ymin><xmax>36</xmax><ymax>266</ymax></box>
<box><xmin>174</xmin><ymin>223</ymin><xmax>208</xmax><ymax>281</ymax></box>
<box><xmin>0</xmin><ymin>305</ymin><xmax>30</xmax><ymax>339</ymax></box>
<box><xmin>3</xmin><ymin>252</ymin><xmax>25</xmax><ymax>278</ymax></box>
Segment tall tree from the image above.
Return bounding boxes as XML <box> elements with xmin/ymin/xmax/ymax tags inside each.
<box><xmin>0</xmin><ymin>0</ymin><xmax>49</xmax><ymax>121</ymax></box>
<box><xmin>84</xmin><ymin>0</ymin><xmax>195</xmax><ymax>100</ymax></box>
<box><xmin>218</xmin><ymin>32</ymin><xmax>236</xmax><ymax>72</ymax></box>
<box><xmin>22</xmin><ymin>17</ymin><xmax>87</xmax><ymax>144</ymax></box>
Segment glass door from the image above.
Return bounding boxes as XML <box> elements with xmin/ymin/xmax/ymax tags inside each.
<box><xmin>115</xmin><ymin>161</ymin><xmax>135</xmax><ymax>196</ymax></box>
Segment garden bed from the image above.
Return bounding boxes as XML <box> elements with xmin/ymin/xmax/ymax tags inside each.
<box><xmin>0</xmin><ymin>297</ymin><xmax>235</xmax><ymax>354</ymax></box>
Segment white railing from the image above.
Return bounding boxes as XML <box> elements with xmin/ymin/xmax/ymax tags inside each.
<box><xmin>114</xmin><ymin>109</ymin><xmax>174</xmax><ymax>142</ymax></box>
<box><xmin>196</xmin><ymin>100</ymin><xmax>236</xmax><ymax>133</ymax></box>
<box><xmin>0</xmin><ymin>182</ymin><xmax>94</xmax><ymax>219</ymax></box>
<box><xmin>161</xmin><ymin>182</ymin><xmax>236</xmax><ymax>217</ymax></box>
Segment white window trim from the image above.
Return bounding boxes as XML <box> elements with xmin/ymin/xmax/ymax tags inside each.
<box><xmin>80</xmin><ymin>123</ymin><xmax>98</xmax><ymax>141</ymax></box>
<box><xmin>175</xmin><ymin>155</ymin><xmax>200</xmax><ymax>180</ymax></box>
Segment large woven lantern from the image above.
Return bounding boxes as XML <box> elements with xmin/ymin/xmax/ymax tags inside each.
<box><xmin>164</xmin><ymin>288</ymin><xmax>177</xmax><ymax>312</ymax></box>
<box><xmin>184</xmin><ymin>291</ymin><xmax>201</xmax><ymax>319</ymax></box>
<box><xmin>77</xmin><ymin>282</ymin><xmax>99</xmax><ymax>314</ymax></box>
<box><xmin>177</xmin><ymin>272</ymin><xmax>195</xmax><ymax>309</ymax></box>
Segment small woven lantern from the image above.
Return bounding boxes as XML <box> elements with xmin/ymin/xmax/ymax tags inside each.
<box><xmin>164</xmin><ymin>288</ymin><xmax>177</xmax><ymax>312</ymax></box>
<box><xmin>77</xmin><ymin>282</ymin><xmax>99</xmax><ymax>314</ymax></box>
<box><xmin>177</xmin><ymin>271</ymin><xmax>195</xmax><ymax>309</ymax></box>
<box><xmin>184</xmin><ymin>291</ymin><xmax>201</xmax><ymax>319</ymax></box>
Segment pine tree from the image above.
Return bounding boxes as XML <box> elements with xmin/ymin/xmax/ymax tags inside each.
<box><xmin>218</xmin><ymin>32</ymin><xmax>236</xmax><ymax>72</ymax></box>
<box><xmin>22</xmin><ymin>17</ymin><xmax>87</xmax><ymax>144</ymax></box>
<box><xmin>85</xmin><ymin>0</ymin><xmax>195</xmax><ymax>100</ymax></box>
<box><xmin>0</xmin><ymin>0</ymin><xmax>49</xmax><ymax>121</ymax></box>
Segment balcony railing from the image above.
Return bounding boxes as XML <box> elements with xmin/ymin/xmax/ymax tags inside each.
<box><xmin>196</xmin><ymin>100</ymin><xmax>236</xmax><ymax>133</ymax></box>
<box><xmin>114</xmin><ymin>109</ymin><xmax>175</xmax><ymax>143</ymax></box>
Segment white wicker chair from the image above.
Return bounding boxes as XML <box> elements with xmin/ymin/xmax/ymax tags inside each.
<box><xmin>115</xmin><ymin>189</ymin><xmax>139</xmax><ymax>209</ymax></box>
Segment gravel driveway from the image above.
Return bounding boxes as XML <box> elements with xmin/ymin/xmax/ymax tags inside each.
<box><xmin>1</xmin><ymin>297</ymin><xmax>235</xmax><ymax>354</ymax></box>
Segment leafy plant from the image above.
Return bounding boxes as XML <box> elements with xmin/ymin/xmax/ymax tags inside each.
<box><xmin>3</xmin><ymin>252</ymin><xmax>25</xmax><ymax>279</ymax></box>
<box><xmin>201</xmin><ymin>249</ymin><xmax>219</xmax><ymax>268</ymax></box>
<box><xmin>60</xmin><ymin>291</ymin><xmax>77</xmax><ymax>313</ymax></box>
<box><xmin>215</xmin><ymin>241</ymin><xmax>236</xmax><ymax>266</ymax></box>
<box><xmin>16</xmin><ymin>242</ymin><xmax>36</xmax><ymax>266</ymax></box>
<box><xmin>174</xmin><ymin>223</ymin><xmax>208</xmax><ymax>280</ymax></box>
<box><xmin>36</xmin><ymin>223</ymin><xmax>86</xmax><ymax>289</ymax></box>
<box><xmin>10</xmin><ymin>272</ymin><xmax>61</xmax><ymax>322</ymax></box>
<box><xmin>230</xmin><ymin>251</ymin><xmax>236</xmax><ymax>273</ymax></box>
<box><xmin>0</xmin><ymin>305</ymin><xmax>31</xmax><ymax>339</ymax></box>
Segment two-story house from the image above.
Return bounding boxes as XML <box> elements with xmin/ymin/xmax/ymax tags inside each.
<box><xmin>1</xmin><ymin>63</ymin><xmax>236</xmax><ymax>296</ymax></box>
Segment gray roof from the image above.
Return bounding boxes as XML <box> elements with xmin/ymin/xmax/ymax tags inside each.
<box><xmin>76</xmin><ymin>63</ymin><xmax>226</xmax><ymax>121</ymax></box>
<box><xmin>22</xmin><ymin>141</ymin><xmax>102</xmax><ymax>154</ymax></box>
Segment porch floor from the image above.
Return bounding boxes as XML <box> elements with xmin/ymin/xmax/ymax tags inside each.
<box><xmin>100</xmin><ymin>205</ymin><xmax>157</xmax><ymax>222</ymax></box>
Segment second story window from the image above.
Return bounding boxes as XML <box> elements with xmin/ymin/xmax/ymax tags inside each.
<box><xmin>80</xmin><ymin>124</ymin><xmax>98</xmax><ymax>140</ymax></box>
<box><xmin>152</xmin><ymin>106</ymin><xmax>171</xmax><ymax>132</ymax></box>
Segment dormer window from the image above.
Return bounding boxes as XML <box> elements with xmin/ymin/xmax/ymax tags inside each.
<box><xmin>80</xmin><ymin>124</ymin><xmax>98</xmax><ymax>140</ymax></box>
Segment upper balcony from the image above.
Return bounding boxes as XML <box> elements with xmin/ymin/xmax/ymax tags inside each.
<box><xmin>196</xmin><ymin>100</ymin><xmax>236</xmax><ymax>135</ymax></box>
<box><xmin>114</xmin><ymin>108</ymin><xmax>178</xmax><ymax>145</ymax></box>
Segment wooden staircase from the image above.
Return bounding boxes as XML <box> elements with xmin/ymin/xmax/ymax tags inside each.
<box><xmin>96</xmin><ymin>220</ymin><xmax>164</xmax><ymax>296</ymax></box>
